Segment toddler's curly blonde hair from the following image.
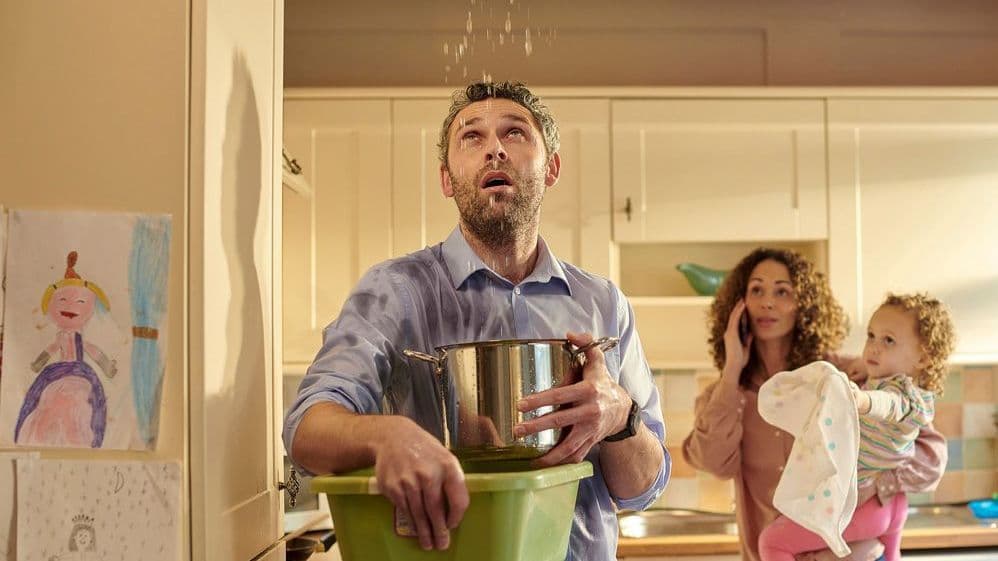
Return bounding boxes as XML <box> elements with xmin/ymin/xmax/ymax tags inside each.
<box><xmin>878</xmin><ymin>293</ymin><xmax>956</xmax><ymax>394</ymax></box>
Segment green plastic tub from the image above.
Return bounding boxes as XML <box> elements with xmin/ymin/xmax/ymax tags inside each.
<box><xmin>311</xmin><ymin>460</ymin><xmax>593</xmax><ymax>561</ymax></box>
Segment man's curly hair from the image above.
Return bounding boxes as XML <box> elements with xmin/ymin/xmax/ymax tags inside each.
<box><xmin>878</xmin><ymin>293</ymin><xmax>956</xmax><ymax>394</ymax></box>
<box><xmin>708</xmin><ymin>247</ymin><xmax>849</xmax><ymax>387</ymax></box>
<box><xmin>437</xmin><ymin>81</ymin><xmax>560</xmax><ymax>170</ymax></box>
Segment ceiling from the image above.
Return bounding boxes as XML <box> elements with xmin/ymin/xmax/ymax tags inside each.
<box><xmin>284</xmin><ymin>0</ymin><xmax>998</xmax><ymax>88</ymax></box>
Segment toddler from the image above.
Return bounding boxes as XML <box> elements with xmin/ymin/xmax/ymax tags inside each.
<box><xmin>759</xmin><ymin>292</ymin><xmax>956</xmax><ymax>561</ymax></box>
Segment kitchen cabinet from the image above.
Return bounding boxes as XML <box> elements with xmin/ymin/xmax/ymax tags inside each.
<box><xmin>827</xmin><ymin>99</ymin><xmax>998</xmax><ymax>360</ymax></box>
<box><xmin>611</xmin><ymin>99</ymin><xmax>828</xmax><ymax>243</ymax></box>
<box><xmin>392</xmin><ymin>97</ymin><xmax>614</xmax><ymax>278</ymax></box>
<box><xmin>282</xmin><ymin>99</ymin><xmax>393</xmax><ymax>364</ymax></box>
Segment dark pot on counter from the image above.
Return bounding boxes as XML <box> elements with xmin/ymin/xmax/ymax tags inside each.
<box><xmin>404</xmin><ymin>336</ymin><xmax>619</xmax><ymax>462</ymax></box>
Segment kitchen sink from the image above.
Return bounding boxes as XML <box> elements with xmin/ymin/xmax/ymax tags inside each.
<box><xmin>617</xmin><ymin>508</ymin><xmax>738</xmax><ymax>538</ymax></box>
<box><xmin>617</xmin><ymin>504</ymin><xmax>995</xmax><ymax>539</ymax></box>
<box><xmin>905</xmin><ymin>504</ymin><xmax>996</xmax><ymax>529</ymax></box>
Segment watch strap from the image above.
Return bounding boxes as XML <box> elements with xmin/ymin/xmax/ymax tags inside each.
<box><xmin>603</xmin><ymin>398</ymin><xmax>640</xmax><ymax>442</ymax></box>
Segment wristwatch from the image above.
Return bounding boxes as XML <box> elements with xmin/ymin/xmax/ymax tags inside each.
<box><xmin>603</xmin><ymin>399</ymin><xmax>641</xmax><ymax>442</ymax></box>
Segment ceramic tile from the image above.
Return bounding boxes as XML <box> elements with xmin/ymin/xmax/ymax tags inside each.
<box><xmin>946</xmin><ymin>439</ymin><xmax>964</xmax><ymax>471</ymax></box>
<box><xmin>933</xmin><ymin>470</ymin><xmax>965</xmax><ymax>503</ymax></box>
<box><xmin>938</xmin><ymin>369</ymin><xmax>963</xmax><ymax>404</ymax></box>
<box><xmin>907</xmin><ymin>492</ymin><xmax>933</xmax><ymax>505</ymax></box>
<box><xmin>698</xmin><ymin>472</ymin><xmax>736</xmax><ymax>513</ymax></box>
<box><xmin>962</xmin><ymin>469</ymin><xmax>998</xmax><ymax>501</ymax></box>
<box><xmin>963</xmin><ymin>403</ymin><xmax>998</xmax><ymax>439</ymax></box>
<box><xmin>963</xmin><ymin>367</ymin><xmax>995</xmax><ymax>404</ymax></box>
<box><xmin>663</xmin><ymin>411</ymin><xmax>694</xmax><ymax>446</ymax></box>
<box><xmin>963</xmin><ymin>438</ymin><xmax>997</xmax><ymax>469</ymax></box>
<box><xmin>934</xmin><ymin>402</ymin><xmax>964</xmax><ymax>439</ymax></box>
<box><xmin>658</xmin><ymin>371</ymin><xmax>698</xmax><ymax>412</ymax></box>
<box><xmin>655</xmin><ymin>476</ymin><xmax>698</xmax><ymax>510</ymax></box>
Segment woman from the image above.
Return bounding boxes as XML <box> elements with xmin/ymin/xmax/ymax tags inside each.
<box><xmin>682</xmin><ymin>248</ymin><xmax>946</xmax><ymax>561</ymax></box>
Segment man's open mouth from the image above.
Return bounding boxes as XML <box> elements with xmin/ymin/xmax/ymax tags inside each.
<box><xmin>479</xmin><ymin>171</ymin><xmax>513</xmax><ymax>189</ymax></box>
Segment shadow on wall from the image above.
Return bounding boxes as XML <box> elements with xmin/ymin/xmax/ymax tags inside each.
<box><xmin>215</xmin><ymin>50</ymin><xmax>269</xmax><ymax>507</ymax></box>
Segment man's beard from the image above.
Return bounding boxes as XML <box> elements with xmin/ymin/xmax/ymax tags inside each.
<box><xmin>450</xmin><ymin>163</ymin><xmax>545</xmax><ymax>248</ymax></box>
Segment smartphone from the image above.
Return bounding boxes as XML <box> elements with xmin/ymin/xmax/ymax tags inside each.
<box><xmin>738</xmin><ymin>312</ymin><xmax>751</xmax><ymax>345</ymax></box>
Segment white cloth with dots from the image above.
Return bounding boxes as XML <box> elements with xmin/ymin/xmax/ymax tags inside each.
<box><xmin>758</xmin><ymin>360</ymin><xmax>861</xmax><ymax>557</ymax></box>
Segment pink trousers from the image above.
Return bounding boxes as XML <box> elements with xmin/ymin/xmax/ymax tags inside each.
<box><xmin>758</xmin><ymin>494</ymin><xmax>908</xmax><ymax>561</ymax></box>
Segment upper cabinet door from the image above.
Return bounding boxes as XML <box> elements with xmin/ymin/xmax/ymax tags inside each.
<box><xmin>612</xmin><ymin>100</ymin><xmax>828</xmax><ymax>242</ymax></box>
<box><xmin>538</xmin><ymin>98</ymin><xmax>613</xmax><ymax>278</ymax></box>
<box><xmin>828</xmin><ymin>99</ymin><xmax>998</xmax><ymax>360</ymax></box>
<box><xmin>283</xmin><ymin>99</ymin><xmax>392</xmax><ymax>364</ymax></box>
<box><xmin>392</xmin><ymin>98</ymin><xmax>614</xmax><ymax>278</ymax></box>
<box><xmin>392</xmin><ymin>99</ymin><xmax>460</xmax><ymax>256</ymax></box>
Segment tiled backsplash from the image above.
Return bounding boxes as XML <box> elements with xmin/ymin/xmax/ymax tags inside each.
<box><xmin>655</xmin><ymin>364</ymin><xmax>998</xmax><ymax>512</ymax></box>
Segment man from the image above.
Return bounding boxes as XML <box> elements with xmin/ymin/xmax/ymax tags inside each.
<box><xmin>283</xmin><ymin>81</ymin><xmax>670</xmax><ymax>560</ymax></box>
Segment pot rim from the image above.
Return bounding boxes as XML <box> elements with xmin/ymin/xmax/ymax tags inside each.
<box><xmin>435</xmin><ymin>338</ymin><xmax>571</xmax><ymax>353</ymax></box>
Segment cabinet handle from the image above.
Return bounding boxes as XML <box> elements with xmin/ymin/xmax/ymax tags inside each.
<box><xmin>278</xmin><ymin>466</ymin><xmax>302</xmax><ymax>507</ymax></box>
<box><xmin>624</xmin><ymin>197</ymin><xmax>632</xmax><ymax>222</ymax></box>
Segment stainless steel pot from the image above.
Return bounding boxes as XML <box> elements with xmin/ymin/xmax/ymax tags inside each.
<box><xmin>403</xmin><ymin>336</ymin><xmax>619</xmax><ymax>461</ymax></box>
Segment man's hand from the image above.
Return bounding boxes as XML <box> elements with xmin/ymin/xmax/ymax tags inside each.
<box><xmin>513</xmin><ymin>331</ymin><xmax>632</xmax><ymax>467</ymax></box>
<box><xmin>372</xmin><ymin>417</ymin><xmax>470</xmax><ymax>551</ymax></box>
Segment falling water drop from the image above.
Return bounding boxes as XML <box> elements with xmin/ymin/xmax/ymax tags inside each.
<box><xmin>458</xmin><ymin>43</ymin><xmax>465</xmax><ymax>57</ymax></box>
<box><xmin>504</xmin><ymin>12</ymin><xmax>512</xmax><ymax>33</ymax></box>
<box><xmin>499</xmin><ymin>33</ymin><xmax>505</xmax><ymax>46</ymax></box>
<box><xmin>463</xmin><ymin>65</ymin><xmax>468</xmax><ymax>78</ymax></box>
<box><xmin>466</xmin><ymin>11</ymin><xmax>473</xmax><ymax>33</ymax></box>
<box><xmin>443</xmin><ymin>43</ymin><xmax>449</xmax><ymax>55</ymax></box>
<box><xmin>524</xmin><ymin>28</ymin><xmax>532</xmax><ymax>56</ymax></box>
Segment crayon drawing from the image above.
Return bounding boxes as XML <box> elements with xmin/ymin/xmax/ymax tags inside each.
<box><xmin>16</xmin><ymin>459</ymin><xmax>180</xmax><ymax>561</ymax></box>
<box><xmin>0</xmin><ymin>210</ymin><xmax>171</xmax><ymax>450</ymax></box>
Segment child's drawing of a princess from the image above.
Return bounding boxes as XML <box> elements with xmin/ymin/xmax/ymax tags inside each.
<box><xmin>14</xmin><ymin>251</ymin><xmax>116</xmax><ymax>448</ymax></box>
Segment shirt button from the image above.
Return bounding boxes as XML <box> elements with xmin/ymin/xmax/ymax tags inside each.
<box><xmin>774</xmin><ymin>430</ymin><xmax>781</xmax><ymax>437</ymax></box>
<box><xmin>778</xmin><ymin>465</ymin><xmax>784</xmax><ymax>472</ymax></box>
<box><xmin>514</xmin><ymin>287</ymin><xmax>521</xmax><ymax>295</ymax></box>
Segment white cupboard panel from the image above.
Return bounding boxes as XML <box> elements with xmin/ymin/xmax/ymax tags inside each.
<box><xmin>283</xmin><ymin>99</ymin><xmax>392</xmax><ymax>363</ymax></box>
<box><xmin>828</xmin><ymin>99</ymin><xmax>998</xmax><ymax>359</ymax></box>
<box><xmin>612</xmin><ymin>100</ymin><xmax>828</xmax><ymax>243</ymax></box>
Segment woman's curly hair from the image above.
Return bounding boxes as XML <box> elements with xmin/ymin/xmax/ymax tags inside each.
<box><xmin>708</xmin><ymin>247</ymin><xmax>849</xmax><ymax>387</ymax></box>
<box><xmin>878</xmin><ymin>293</ymin><xmax>956</xmax><ymax>394</ymax></box>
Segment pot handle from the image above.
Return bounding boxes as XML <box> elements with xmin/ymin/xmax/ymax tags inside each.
<box><xmin>403</xmin><ymin>349</ymin><xmax>442</xmax><ymax>369</ymax></box>
<box><xmin>570</xmin><ymin>336</ymin><xmax>620</xmax><ymax>363</ymax></box>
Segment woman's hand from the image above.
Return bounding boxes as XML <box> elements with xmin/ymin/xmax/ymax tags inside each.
<box><xmin>721</xmin><ymin>299</ymin><xmax>752</xmax><ymax>385</ymax></box>
<box><xmin>824</xmin><ymin>351</ymin><xmax>868</xmax><ymax>384</ymax></box>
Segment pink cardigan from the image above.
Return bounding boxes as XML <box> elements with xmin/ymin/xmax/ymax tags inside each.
<box><xmin>683</xmin><ymin>377</ymin><xmax>946</xmax><ymax>561</ymax></box>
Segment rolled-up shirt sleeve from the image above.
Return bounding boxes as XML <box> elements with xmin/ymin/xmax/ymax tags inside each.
<box><xmin>609</xmin><ymin>283</ymin><xmax>671</xmax><ymax>510</ymax></box>
<box><xmin>683</xmin><ymin>380</ymin><xmax>746</xmax><ymax>480</ymax></box>
<box><xmin>874</xmin><ymin>421</ymin><xmax>947</xmax><ymax>504</ymax></box>
<box><xmin>281</xmin><ymin>265</ymin><xmax>411</xmax><ymax>471</ymax></box>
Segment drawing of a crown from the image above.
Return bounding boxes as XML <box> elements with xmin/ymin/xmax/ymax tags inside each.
<box><xmin>72</xmin><ymin>513</ymin><xmax>94</xmax><ymax>525</ymax></box>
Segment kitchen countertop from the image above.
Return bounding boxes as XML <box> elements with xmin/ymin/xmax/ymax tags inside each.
<box><xmin>301</xmin><ymin>517</ymin><xmax>998</xmax><ymax>559</ymax></box>
<box><xmin>616</xmin><ymin>524</ymin><xmax>998</xmax><ymax>557</ymax></box>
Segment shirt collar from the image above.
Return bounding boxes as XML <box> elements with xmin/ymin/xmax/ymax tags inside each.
<box><xmin>441</xmin><ymin>226</ymin><xmax>571</xmax><ymax>294</ymax></box>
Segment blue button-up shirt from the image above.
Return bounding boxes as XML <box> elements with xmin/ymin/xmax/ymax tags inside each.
<box><xmin>284</xmin><ymin>227</ymin><xmax>670</xmax><ymax>561</ymax></box>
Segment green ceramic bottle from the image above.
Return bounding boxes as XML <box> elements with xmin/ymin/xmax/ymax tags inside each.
<box><xmin>676</xmin><ymin>262</ymin><xmax>727</xmax><ymax>296</ymax></box>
